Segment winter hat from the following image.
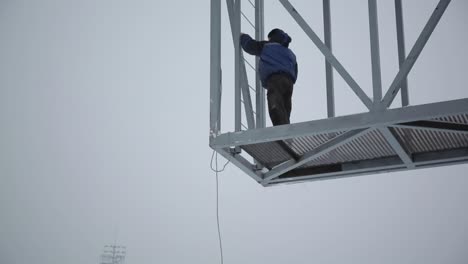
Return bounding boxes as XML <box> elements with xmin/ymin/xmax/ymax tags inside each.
<box><xmin>267</xmin><ymin>28</ymin><xmax>292</xmax><ymax>47</ymax></box>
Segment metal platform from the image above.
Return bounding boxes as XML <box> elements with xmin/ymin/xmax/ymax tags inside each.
<box><xmin>209</xmin><ymin>0</ymin><xmax>467</xmax><ymax>186</ymax></box>
<box><xmin>210</xmin><ymin>99</ymin><xmax>468</xmax><ymax>186</ymax></box>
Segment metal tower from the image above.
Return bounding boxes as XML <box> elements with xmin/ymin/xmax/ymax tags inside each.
<box><xmin>209</xmin><ymin>0</ymin><xmax>468</xmax><ymax>186</ymax></box>
<box><xmin>100</xmin><ymin>245</ymin><xmax>126</xmax><ymax>264</ymax></box>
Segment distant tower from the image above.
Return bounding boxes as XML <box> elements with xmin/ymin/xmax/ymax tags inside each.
<box><xmin>100</xmin><ymin>245</ymin><xmax>126</xmax><ymax>264</ymax></box>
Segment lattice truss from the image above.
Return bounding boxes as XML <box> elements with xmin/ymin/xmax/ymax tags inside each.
<box><xmin>209</xmin><ymin>0</ymin><xmax>468</xmax><ymax>186</ymax></box>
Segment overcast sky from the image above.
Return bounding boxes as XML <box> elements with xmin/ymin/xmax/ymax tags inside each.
<box><xmin>1</xmin><ymin>1</ymin><xmax>468</xmax><ymax>264</ymax></box>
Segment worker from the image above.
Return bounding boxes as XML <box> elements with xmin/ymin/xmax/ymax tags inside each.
<box><xmin>240</xmin><ymin>28</ymin><xmax>298</xmax><ymax>126</ymax></box>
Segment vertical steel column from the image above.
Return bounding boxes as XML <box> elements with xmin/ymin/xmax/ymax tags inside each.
<box><xmin>279</xmin><ymin>0</ymin><xmax>373</xmax><ymax>110</ymax></box>
<box><xmin>395</xmin><ymin>0</ymin><xmax>409</xmax><ymax>106</ymax></box>
<box><xmin>226</xmin><ymin>0</ymin><xmax>255</xmax><ymax>130</ymax></box>
<box><xmin>323</xmin><ymin>0</ymin><xmax>335</xmax><ymax>118</ymax></box>
<box><xmin>234</xmin><ymin>0</ymin><xmax>241</xmax><ymax>131</ymax></box>
<box><xmin>381</xmin><ymin>0</ymin><xmax>451</xmax><ymax>108</ymax></box>
<box><xmin>368</xmin><ymin>0</ymin><xmax>382</xmax><ymax>109</ymax></box>
<box><xmin>255</xmin><ymin>0</ymin><xmax>266</xmax><ymax>128</ymax></box>
<box><xmin>210</xmin><ymin>0</ymin><xmax>222</xmax><ymax>137</ymax></box>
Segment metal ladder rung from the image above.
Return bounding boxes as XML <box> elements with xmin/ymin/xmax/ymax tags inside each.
<box><xmin>241</xmin><ymin>11</ymin><xmax>256</xmax><ymax>29</ymax></box>
<box><xmin>248</xmin><ymin>84</ymin><xmax>256</xmax><ymax>93</ymax></box>
<box><xmin>240</xmin><ymin>99</ymin><xmax>257</xmax><ymax>115</ymax></box>
<box><xmin>243</xmin><ymin>58</ymin><xmax>256</xmax><ymax>71</ymax></box>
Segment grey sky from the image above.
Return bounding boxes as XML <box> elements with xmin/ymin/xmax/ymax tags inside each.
<box><xmin>1</xmin><ymin>1</ymin><xmax>467</xmax><ymax>264</ymax></box>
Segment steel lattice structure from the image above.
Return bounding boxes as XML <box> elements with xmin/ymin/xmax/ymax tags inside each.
<box><xmin>100</xmin><ymin>245</ymin><xmax>126</xmax><ymax>264</ymax></box>
<box><xmin>209</xmin><ymin>0</ymin><xmax>468</xmax><ymax>186</ymax></box>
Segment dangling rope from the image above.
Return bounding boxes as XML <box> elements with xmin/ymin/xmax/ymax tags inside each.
<box><xmin>211</xmin><ymin>150</ymin><xmax>230</xmax><ymax>173</ymax></box>
<box><xmin>211</xmin><ymin>150</ymin><xmax>230</xmax><ymax>264</ymax></box>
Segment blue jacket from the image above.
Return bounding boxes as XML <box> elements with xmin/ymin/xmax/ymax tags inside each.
<box><xmin>240</xmin><ymin>33</ymin><xmax>297</xmax><ymax>87</ymax></box>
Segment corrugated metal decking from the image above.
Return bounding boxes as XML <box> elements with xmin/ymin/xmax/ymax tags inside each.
<box><xmin>231</xmin><ymin>112</ymin><xmax>468</xmax><ymax>185</ymax></box>
<box><xmin>283</xmin><ymin>131</ymin><xmax>346</xmax><ymax>156</ymax></box>
<box><xmin>241</xmin><ymin>141</ymin><xmax>291</xmax><ymax>169</ymax></box>
<box><xmin>393</xmin><ymin>127</ymin><xmax>468</xmax><ymax>154</ymax></box>
<box><xmin>303</xmin><ymin>129</ymin><xmax>396</xmax><ymax>167</ymax></box>
<box><xmin>434</xmin><ymin>113</ymin><xmax>468</xmax><ymax>124</ymax></box>
<box><xmin>241</xmin><ymin>131</ymin><xmax>347</xmax><ymax>168</ymax></box>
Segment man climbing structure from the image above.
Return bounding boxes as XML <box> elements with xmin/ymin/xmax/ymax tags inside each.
<box><xmin>240</xmin><ymin>28</ymin><xmax>298</xmax><ymax>126</ymax></box>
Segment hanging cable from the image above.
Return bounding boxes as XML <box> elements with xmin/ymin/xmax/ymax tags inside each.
<box><xmin>214</xmin><ymin>151</ymin><xmax>224</xmax><ymax>264</ymax></box>
<box><xmin>211</xmin><ymin>150</ymin><xmax>230</xmax><ymax>173</ymax></box>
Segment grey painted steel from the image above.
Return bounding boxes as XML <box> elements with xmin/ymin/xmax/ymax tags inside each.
<box><xmin>413</xmin><ymin>147</ymin><xmax>468</xmax><ymax>166</ymax></box>
<box><xmin>210</xmin><ymin>0</ymin><xmax>467</xmax><ymax>187</ymax></box>
<box><xmin>242</xmin><ymin>141</ymin><xmax>292</xmax><ymax>168</ymax></box>
<box><xmin>216</xmin><ymin>148</ymin><xmax>263</xmax><ymax>183</ymax></box>
<box><xmin>395</xmin><ymin>0</ymin><xmax>409</xmax><ymax>106</ymax></box>
<box><xmin>234</xmin><ymin>0</ymin><xmax>241</xmax><ymax>131</ymax></box>
<box><xmin>285</xmin><ymin>132</ymin><xmax>346</xmax><ymax>156</ymax></box>
<box><xmin>435</xmin><ymin>113</ymin><xmax>468</xmax><ymax>125</ymax></box>
<box><xmin>323</xmin><ymin>0</ymin><xmax>335</xmax><ymax>118</ymax></box>
<box><xmin>268</xmin><ymin>147</ymin><xmax>468</xmax><ymax>186</ymax></box>
<box><xmin>302</xmin><ymin>129</ymin><xmax>395</xmax><ymax>167</ymax></box>
<box><xmin>238</xmin><ymin>129</ymin><xmax>397</xmax><ymax>170</ymax></box>
<box><xmin>254</xmin><ymin>0</ymin><xmax>265</xmax><ymax>168</ymax></box>
<box><xmin>279</xmin><ymin>0</ymin><xmax>373</xmax><ymax>111</ymax></box>
<box><xmin>277</xmin><ymin>140</ymin><xmax>301</xmax><ymax>160</ymax></box>
<box><xmin>262</xmin><ymin>129</ymin><xmax>369</xmax><ymax>183</ymax></box>
<box><xmin>392</xmin><ymin>127</ymin><xmax>468</xmax><ymax>154</ymax></box>
<box><xmin>226</xmin><ymin>0</ymin><xmax>255</xmax><ymax>129</ymax></box>
<box><xmin>255</xmin><ymin>0</ymin><xmax>266</xmax><ymax>128</ymax></box>
<box><xmin>381</xmin><ymin>0</ymin><xmax>451</xmax><ymax>109</ymax></box>
<box><xmin>390</xmin><ymin>121</ymin><xmax>468</xmax><ymax>135</ymax></box>
<box><xmin>211</xmin><ymin>98</ymin><xmax>468</xmax><ymax>148</ymax></box>
<box><xmin>271</xmin><ymin>157</ymin><xmax>405</xmax><ymax>185</ymax></box>
<box><xmin>368</xmin><ymin>0</ymin><xmax>382</xmax><ymax>107</ymax></box>
<box><xmin>210</xmin><ymin>0</ymin><xmax>221</xmax><ymax>137</ymax></box>
<box><xmin>379</xmin><ymin>127</ymin><xmax>414</xmax><ymax>168</ymax></box>
<box><xmin>240</xmin><ymin>52</ymin><xmax>255</xmax><ymax>129</ymax></box>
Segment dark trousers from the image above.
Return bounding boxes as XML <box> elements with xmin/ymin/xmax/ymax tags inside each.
<box><xmin>266</xmin><ymin>74</ymin><xmax>294</xmax><ymax>126</ymax></box>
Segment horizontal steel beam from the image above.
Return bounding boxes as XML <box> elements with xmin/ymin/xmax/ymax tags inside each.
<box><xmin>391</xmin><ymin>120</ymin><xmax>468</xmax><ymax>134</ymax></box>
<box><xmin>413</xmin><ymin>147</ymin><xmax>468</xmax><ymax>165</ymax></box>
<box><xmin>268</xmin><ymin>147</ymin><xmax>468</xmax><ymax>186</ymax></box>
<box><xmin>215</xmin><ymin>148</ymin><xmax>263</xmax><ymax>183</ymax></box>
<box><xmin>270</xmin><ymin>157</ymin><xmax>404</xmax><ymax>185</ymax></box>
<box><xmin>211</xmin><ymin>98</ymin><xmax>468</xmax><ymax>148</ymax></box>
